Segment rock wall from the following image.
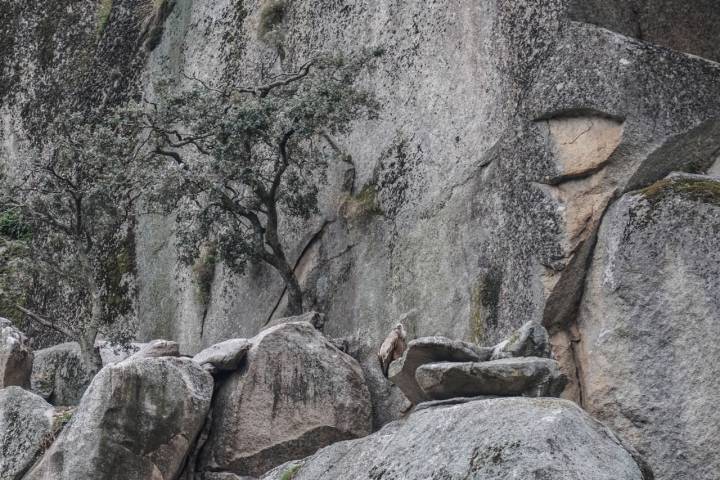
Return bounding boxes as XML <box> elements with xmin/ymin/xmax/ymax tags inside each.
<box><xmin>2</xmin><ymin>2</ymin><xmax>720</xmax><ymax>478</ymax></box>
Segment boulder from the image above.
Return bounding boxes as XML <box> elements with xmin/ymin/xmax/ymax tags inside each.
<box><xmin>125</xmin><ymin>339</ymin><xmax>180</xmax><ymax>360</ymax></box>
<box><xmin>576</xmin><ymin>174</ymin><xmax>720</xmax><ymax>480</ymax></box>
<box><xmin>263</xmin><ymin>311</ymin><xmax>326</xmax><ymax>332</ymax></box>
<box><xmin>260</xmin><ymin>397</ymin><xmax>652</xmax><ymax>480</ymax></box>
<box><xmin>199</xmin><ymin>321</ymin><xmax>371</xmax><ymax>477</ymax></box>
<box><xmin>388</xmin><ymin>336</ymin><xmax>493</xmax><ymax>404</ymax></box>
<box><xmin>31</xmin><ymin>342</ymin><xmax>94</xmax><ymax>406</ymax></box>
<box><xmin>193</xmin><ymin>338</ymin><xmax>251</xmax><ymax>372</ymax></box>
<box><xmin>416</xmin><ymin>357</ymin><xmax>567</xmax><ymax>400</ymax></box>
<box><xmin>490</xmin><ymin>321</ymin><xmax>551</xmax><ymax>360</ymax></box>
<box><xmin>0</xmin><ymin>318</ymin><xmax>33</xmax><ymax>389</ymax></box>
<box><xmin>97</xmin><ymin>341</ymin><xmax>144</xmax><ymax>366</ymax></box>
<box><xmin>24</xmin><ymin>357</ymin><xmax>213</xmax><ymax>480</ymax></box>
<box><xmin>0</xmin><ymin>387</ymin><xmax>54</xmax><ymax>480</ymax></box>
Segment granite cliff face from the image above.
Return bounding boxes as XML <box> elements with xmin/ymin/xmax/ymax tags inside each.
<box><xmin>1</xmin><ymin>1</ymin><xmax>719</xmax><ymax>479</ymax></box>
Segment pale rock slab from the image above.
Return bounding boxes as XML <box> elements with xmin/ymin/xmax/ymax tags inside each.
<box><xmin>0</xmin><ymin>318</ymin><xmax>32</xmax><ymax>389</ymax></box>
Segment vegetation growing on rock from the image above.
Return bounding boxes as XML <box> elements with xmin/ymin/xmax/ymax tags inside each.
<box><xmin>123</xmin><ymin>51</ymin><xmax>380</xmax><ymax>315</ymax></box>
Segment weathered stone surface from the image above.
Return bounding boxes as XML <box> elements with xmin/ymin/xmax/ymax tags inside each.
<box><xmin>192</xmin><ymin>338</ymin><xmax>251</xmax><ymax>371</ymax></box>
<box><xmin>199</xmin><ymin>321</ymin><xmax>371</xmax><ymax>478</ymax></box>
<box><xmin>417</xmin><ymin>358</ymin><xmax>567</xmax><ymax>400</ymax></box>
<box><xmin>262</xmin><ymin>311</ymin><xmax>326</xmax><ymax>332</ymax></box>
<box><xmin>24</xmin><ymin>357</ymin><xmax>213</xmax><ymax>480</ymax></box>
<box><xmin>260</xmin><ymin>398</ymin><xmax>650</xmax><ymax>480</ymax></box>
<box><xmin>31</xmin><ymin>342</ymin><xmax>94</xmax><ymax>406</ymax></box>
<box><xmin>576</xmin><ymin>174</ymin><xmax>720</xmax><ymax>480</ymax></box>
<box><xmin>97</xmin><ymin>341</ymin><xmax>144</xmax><ymax>366</ymax></box>
<box><xmin>0</xmin><ymin>387</ymin><xmax>54</xmax><ymax>480</ymax></box>
<box><xmin>0</xmin><ymin>318</ymin><xmax>32</xmax><ymax>389</ymax></box>
<box><xmin>388</xmin><ymin>336</ymin><xmax>492</xmax><ymax>404</ymax></box>
<box><xmin>126</xmin><ymin>338</ymin><xmax>180</xmax><ymax>360</ymax></box>
<box><xmin>491</xmin><ymin>321</ymin><xmax>551</xmax><ymax>360</ymax></box>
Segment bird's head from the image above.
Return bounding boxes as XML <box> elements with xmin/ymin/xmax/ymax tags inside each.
<box><xmin>394</xmin><ymin>323</ymin><xmax>407</xmax><ymax>338</ymax></box>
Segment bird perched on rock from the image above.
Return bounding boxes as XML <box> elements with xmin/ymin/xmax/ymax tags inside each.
<box><xmin>378</xmin><ymin>323</ymin><xmax>407</xmax><ymax>377</ymax></box>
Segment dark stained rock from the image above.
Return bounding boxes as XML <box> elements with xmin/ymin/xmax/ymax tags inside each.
<box><xmin>416</xmin><ymin>357</ymin><xmax>567</xmax><ymax>400</ymax></box>
<box><xmin>388</xmin><ymin>336</ymin><xmax>493</xmax><ymax>404</ymax></box>
<box><xmin>24</xmin><ymin>357</ymin><xmax>213</xmax><ymax>480</ymax></box>
<box><xmin>0</xmin><ymin>318</ymin><xmax>32</xmax><ymax>389</ymax></box>
<box><xmin>199</xmin><ymin>321</ymin><xmax>371</xmax><ymax>478</ymax></box>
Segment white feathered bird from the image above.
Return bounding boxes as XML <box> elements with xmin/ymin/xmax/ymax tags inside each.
<box><xmin>378</xmin><ymin>323</ymin><xmax>407</xmax><ymax>377</ymax></box>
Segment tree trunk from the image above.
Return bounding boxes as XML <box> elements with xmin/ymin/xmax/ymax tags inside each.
<box><xmin>283</xmin><ymin>269</ymin><xmax>304</xmax><ymax>316</ymax></box>
<box><xmin>78</xmin><ymin>289</ymin><xmax>103</xmax><ymax>375</ymax></box>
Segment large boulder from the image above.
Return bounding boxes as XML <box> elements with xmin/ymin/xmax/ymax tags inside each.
<box><xmin>193</xmin><ymin>338</ymin><xmax>251</xmax><ymax>372</ymax></box>
<box><xmin>0</xmin><ymin>387</ymin><xmax>54</xmax><ymax>480</ymax></box>
<box><xmin>416</xmin><ymin>357</ymin><xmax>567</xmax><ymax>400</ymax></box>
<box><xmin>576</xmin><ymin>174</ymin><xmax>720</xmax><ymax>480</ymax></box>
<box><xmin>388</xmin><ymin>337</ymin><xmax>493</xmax><ymax>404</ymax></box>
<box><xmin>199</xmin><ymin>321</ymin><xmax>371</xmax><ymax>478</ymax></box>
<box><xmin>0</xmin><ymin>318</ymin><xmax>32</xmax><ymax>389</ymax></box>
<box><xmin>260</xmin><ymin>397</ymin><xmax>652</xmax><ymax>480</ymax></box>
<box><xmin>24</xmin><ymin>357</ymin><xmax>213</xmax><ymax>480</ymax></box>
<box><xmin>31</xmin><ymin>342</ymin><xmax>94</xmax><ymax>406</ymax></box>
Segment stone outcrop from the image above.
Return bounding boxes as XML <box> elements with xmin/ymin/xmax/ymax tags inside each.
<box><xmin>490</xmin><ymin>320</ymin><xmax>551</xmax><ymax>360</ymax></box>
<box><xmin>199</xmin><ymin>321</ymin><xmax>371</xmax><ymax>478</ymax></box>
<box><xmin>0</xmin><ymin>318</ymin><xmax>32</xmax><ymax>389</ymax></box>
<box><xmin>125</xmin><ymin>339</ymin><xmax>180</xmax><ymax>360</ymax></box>
<box><xmin>416</xmin><ymin>357</ymin><xmax>567</xmax><ymax>400</ymax></box>
<box><xmin>192</xmin><ymin>338</ymin><xmax>251</xmax><ymax>372</ymax></box>
<box><xmin>30</xmin><ymin>342</ymin><xmax>95</xmax><ymax>406</ymax></box>
<box><xmin>24</xmin><ymin>357</ymin><xmax>213</xmax><ymax>480</ymax></box>
<box><xmin>575</xmin><ymin>173</ymin><xmax>720</xmax><ymax>480</ymax></box>
<box><xmin>388</xmin><ymin>336</ymin><xmax>492</xmax><ymax>404</ymax></box>
<box><xmin>0</xmin><ymin>387</ymin><xmax>54</xmax><ymax>480</ymax></box>
<box><xmin>260</xmin><ymin>397</ymin><xmax>652</xmax><ymax>480</ymax></box>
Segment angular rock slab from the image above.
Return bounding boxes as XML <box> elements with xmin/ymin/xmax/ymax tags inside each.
<box><xmin>388</xmin><ymin>336</ymin><xmax>493</xmax><ymax>404</ymax></box>
<box><xmin>416</xmin><ymin>357</ymin><xmax>567</xmax><ymax>400</ymax></box>
<box><xmin>31</xmin><ymin>342</ymin><xmax>94</xmax><ymax>406</ymax></box>
<box><xmin>0</xmin><ymin>387</ymin><xmax>54</xmax><ymax>480</ymax></box>
<box><xmin>0</xmin><ymin>318</ymin><xmax>32</xmax><ymax>388</ymax></box>
<box><xmin>199</xmin><ymin>321</ymin><xmax>371</xmax><ymax>477</ymax></box>
<box><xmin>490</xmin><ymin>321</ymin><xmax>551</xmax><ymax>360</ymax></box>
<box><xmin>576</xmin><ymin>174</ymin><xmax>720</xmax><ymax>480</ymax></box>
<box><xmin>260</xmin><ymin>398</ymin><xmax>651</xmax><ymax>480</ymax></box>
<box><xmin>24</xmin><ymin>357</ymin><xmax>213</xmax><ymax>480</ymax></box>
<box><xmin>193</xmin><ymin>338</ymin><xmax>251</xmax><ymax>372</ymax></box>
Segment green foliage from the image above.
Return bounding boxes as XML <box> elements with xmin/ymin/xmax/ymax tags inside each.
<box><xmin>257</xmin><ymin>0</ymin><xmax>287</xmax><ymax>46</ymax></box>
<box><xmin>280</xmin><ymin>464</ymin><xmax>301</xmax><ymax>480</ymax></box>
<box><xmin>341</xmin><ymin>184</ymin><xmax>383</xmax><ymax>220</ymax></box>
<box><xmin>124</xmin><ymin>51</ymin><xmax>379</xmax><ymax>294</ymax></box>
<box><xmin>640</xmin><ymin>177</ymin><xmax>720</xmax><ymax>206</ymax></box>
<box><xmin>193</xmin><ymin>245</ymin><xmax>217</xmax><ymax>307</ymax></box>
<box><xmin>0</xmin><ymin>209</ymin><xmax>31</xmax><ymax>241</ymax></box>
<box><xmin>97</xmin><ymin>0</ymin><xmax>113</xmax><ymax>34</ymax></box>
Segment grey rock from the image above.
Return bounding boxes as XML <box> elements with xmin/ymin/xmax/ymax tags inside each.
<box><xmin>388</xmin><ymin>336</ymin><xmax>492</xmax><ymax>404</ymax></box>
<box><xmin>31</xmin><ymin>342</ymin><xmax>94</xmax><ymax>406</ymax></box>
<box><xmin>263</xmin><ymin>311</ymin><xmax>326</xmax><ymax>332</ymax></box>
<box><xmin>192</xmin><ymin>338</ymin><xmax>251</xmax><ymax>371</ymax></box>
<box><xmin>0</xmin><ymin>387</ymin><xmax>54</xmax><ymax>480</ymax></box>
<box><xmin>576</xmin><ymin>174</ymin><xmax>720</xmax><ymax>480</ymax></box>
<box><xmin>202</xmin><ymin>474</ymin><xmax>257</xmax><ymax>480</ymax></box>
<box><xmin>490</xmin><ymin>321</ymin><xmax>551</xmax><ymax>360</ymax></box>
<box><xmin>199</xmin><ymin>321</ymin><xmax>371</xmax><ymax>477</ymax></box>
<box><xmin>416</xmin><ymin>358</ymin><xmax>567</xmax><ymax>400</ymax></box>
<box><xmin>25</xmin><ymin>357</ymin><xmax>213</xmax><ymax>480</ymax></box>
<box><xmin>0</xmin><ymin>318</ymin><xmax>32</xmax><ymax>389</ymax></box>
<box><xmin>260</xmin><ymin>398</ymin><xmax>650</xmax><ymax>480</ymax></box>
<box><xmin>97</xmin><ymin>341</ymin><xmax>144</xmax><ymax>366</ymax></box>
<box><xmin>125</xmin><ymin>339</ymin><xmax>180</xmax><ymax>360</ymax></box>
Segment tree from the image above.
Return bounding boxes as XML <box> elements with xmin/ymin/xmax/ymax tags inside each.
<box><xmin>128</xmin><ymin>51</ymin><xmax>380</xmax><ymax>315</ymax></box>
<box><xmin>0</xmin><ymin>113</ymin><xmax>142</xmax><ymax>371</ymax></box>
